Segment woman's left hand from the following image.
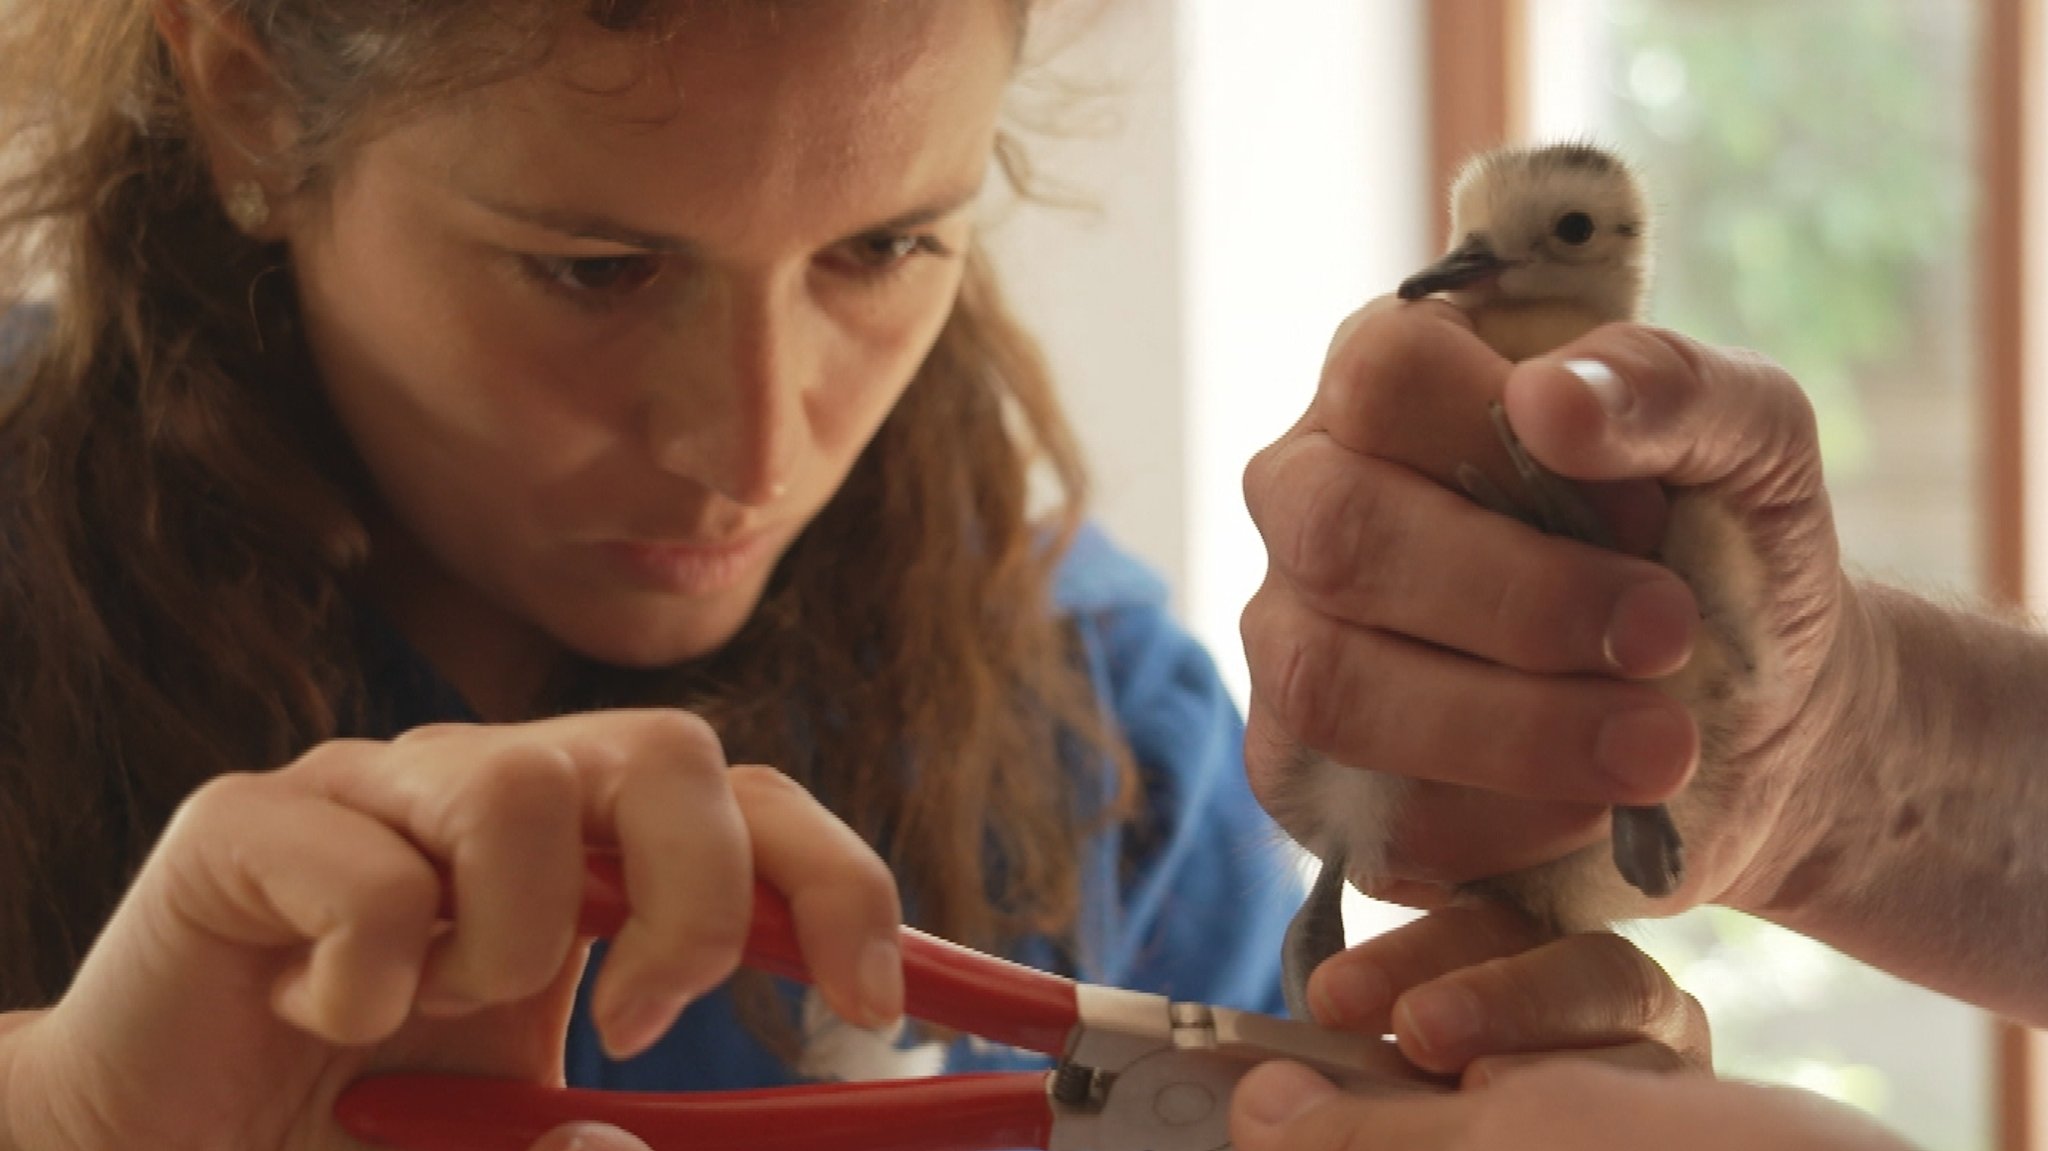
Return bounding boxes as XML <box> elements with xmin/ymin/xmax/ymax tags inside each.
<box><xmin>1230</xmin><ymin>1060</ymin><xmax>1916</xmax><ymax>1151</ymax></box>
<box><xmin>1229</xmin><ymin>908</ymin><xmax>1923</xmax><ymax>1151</ymax></box>
<box><xmin>1300</xmin><ymin>904</ymin><xmax>1710</xmax><ymax>1085</ymax></box>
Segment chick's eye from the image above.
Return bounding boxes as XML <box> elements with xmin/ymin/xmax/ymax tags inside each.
<box><xmin>1553</xmin><ymin>212</ymin><xmax>1596</xmax><ymax>245</ymax></box>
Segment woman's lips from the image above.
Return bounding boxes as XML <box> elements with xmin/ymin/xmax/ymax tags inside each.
<box><xmin>595</xmin><ymin>532</ymin><xmax>775</xmax><ymax>595</ymax></box>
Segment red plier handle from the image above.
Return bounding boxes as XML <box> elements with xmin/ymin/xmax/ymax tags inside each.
<box><xmin>336</xmin><ymin>855</ymin><xmax>1084</xmax><ymax>1151</ymax></box>
<box><xmin>337</xmin><ymin>1072</ymin><xmax>1055</xmax><ymax>1151</ymax></box>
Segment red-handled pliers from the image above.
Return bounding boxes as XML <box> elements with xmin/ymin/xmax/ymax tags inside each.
<box><xmin>335</xmin><ymin>855</ymin><xmax>1438</xmax><ymax>1151</ymax></box>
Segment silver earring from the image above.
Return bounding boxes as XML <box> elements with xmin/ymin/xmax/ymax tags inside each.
<box><xmin>226</xmin><ymin>180</ymin><xmax>270</xmax><ymax>233</ymax></box>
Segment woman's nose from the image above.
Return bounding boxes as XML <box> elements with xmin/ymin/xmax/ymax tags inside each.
<box><xmin>642</xmin><ymin>281</ymin><xmax>803</xmax><ymax>507</ymax></box>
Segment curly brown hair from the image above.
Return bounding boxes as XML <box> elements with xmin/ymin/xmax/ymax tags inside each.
<box><xmin>0</xmin><ymin>0</ymin><xmax>1124</xmax><ymax>1012</ymax></box>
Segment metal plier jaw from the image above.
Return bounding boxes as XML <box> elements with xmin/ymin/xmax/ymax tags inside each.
<box><xmin>1051</xmin><ymin>986</ymin><xmax>1425</xmax><ymax>1151</ymax></box>
<box><xmin>336</xmin><ymin>854</ymin><xmax>1436</xmax><ymax>1151</ymax></box>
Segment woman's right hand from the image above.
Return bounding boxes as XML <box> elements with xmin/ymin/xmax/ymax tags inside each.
<box><xmin>0</xmin><ymin>710</ymin><xmax>903</xmax><ymax>1151</ymax></box>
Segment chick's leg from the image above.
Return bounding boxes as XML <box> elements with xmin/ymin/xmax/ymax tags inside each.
<box><xmin>1283</xmin><ymin>847</ymin><xmax>1351</xmax><ymax>1020</ymax></box>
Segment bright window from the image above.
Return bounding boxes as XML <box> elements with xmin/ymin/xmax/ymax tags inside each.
<box><xmin>1530</xmin><ymin>4</ymin><xmax>1989</xmax><ymax>1147</ymax></box>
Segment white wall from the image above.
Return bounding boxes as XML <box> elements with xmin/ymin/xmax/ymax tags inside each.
<box><xmin>988</xmin><ymin>1</ymin><xmax>1432</xmax><ymax>944</ymax></box>
<box><xmin>982</xmin><ymin>0</ymin><xmax>1193</xmax><ymax>608</ymax></box>
<box><xmin>989</xmin><ymin>0</ymin><xmax>1431</xmax><ymax>705</ymax></box>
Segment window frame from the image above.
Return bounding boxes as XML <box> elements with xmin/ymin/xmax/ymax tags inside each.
<box><xmin>1424</xmin><ymin>1</ymin><xmax>2035</xmax><ymax>1145</ymax></box>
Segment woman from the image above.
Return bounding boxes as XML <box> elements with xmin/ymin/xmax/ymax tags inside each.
<box><xmin>0</xmin><ymin>3</ymin><xmax>1703</xmax><ymax>1148</ymax></box>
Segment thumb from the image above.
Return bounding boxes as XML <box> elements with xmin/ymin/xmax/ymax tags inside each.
<box><xmin>525</xmin><ymin>1122</ymin><xmax>655</xmax><ymax>1151</ymax></box>
<box><xmin>1502</xmin><ymin>324</ymin><xmax>1824</xmax><ymax>503</ymax></box>
<box><xmin>1231</xmin><ymin>1061</ymin><xmax>1461</xmax><ymax>1151</ymax></box>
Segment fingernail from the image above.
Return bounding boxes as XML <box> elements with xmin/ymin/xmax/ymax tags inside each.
<box><xmin>858</xmin><ymin>937</ymin><xmax>904</xmax><ymax>1027</ymax></box>
<box><xmin>1397</xmin><ymin>984</ymin><xmax>1484</xmax><ymax>1060</ymax></box>
<box><xmin>1595</xmin><ymin>706</ymin><xmax>1695</xmax><ymax>799</ymax></box>
<box><xmin>600</xmin><ymin>990</ymin><xmax>686</xmax><ymax>1061</ymax></box>
<box><xmin>1603</xmin><ymin>579</ymin><xmax>1696</xmax><ymax>677</ymax></box>
<box><xmin>1311</xmin><ymin>961</ymin><xmax>1392</xmax><ymax>1028</ymax></box>
<box><xmin>1236</xmin><ymin>1061</ymin><xmax>1339</xmax><ymax>1129</ymax></box>
<box><xmin>1564</xmin><ymin>359</ymin><xmax>1633</xmax><ymax>418</ymax></box>
<box><xmin>559</xmin><ymin>1123</ymin><xmax>654</xmax><ymax>1151</ymax></box>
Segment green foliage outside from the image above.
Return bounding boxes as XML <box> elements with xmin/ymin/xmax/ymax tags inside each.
<box><xmin>1582</xmin><ymin>2</ymin><xmax>1985</xmax><ymax>1149</ymax></box>
<box><xmin>1602</xmin><ymin>0</ymin><xmax>1975</xmax><ymax>478</ymax></box>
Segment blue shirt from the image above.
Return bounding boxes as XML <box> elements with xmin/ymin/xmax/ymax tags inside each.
<box><xmin>354</xmin><ymin>523</ymin><xmax>1303</xmax><ymax>1088</ymax></box>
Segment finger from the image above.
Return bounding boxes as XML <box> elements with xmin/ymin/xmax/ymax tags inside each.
<box><xmin>294</xmin><ymin>728</ymin><xmax>588</xmax><ymax>1020</ymax></box>
<box><xmin>1308</xmin><ymin>298</ymin><xmax>1685</xmax><ymax>543</ymax></box>
<box><xmin>1240</xmin><ymin>590</ymin><xmax>1697</xmax><ymax>806</ymax></box>
<box><xmin>153</xmin><ymin>771</ymin><xmax>441</xmax><ymax>1045</ymax></box>
<box><xmin>525</xmin><ymin>1123</ymin><xmax>657</xmax><ymax>1151</ymax></box>
<box><xmin>1463</xmin><ymin>1040</ymin><xmax>1694</xmax><ymax>1089</ymax></box>
<box><xmin>1390</xmin><ymin>932</ymin><xmax>1708</xmax><ymax>1075</ymax></box>
<box><xmin>1505</xmin><ymin>326</ymin><xmax>1824</xmax><ymax>500</ymax></box>
<box><xmin>1231</xmin><ymin>1060</ymin><xmax>1465</xmax><ymax>1151</ymax></box>
<box><xmin>1305</xmin><ymin>904</ymin><xmax>1550</xmax><ymax>1034</ymax></box>
<box><xmin>1246</xmin><ymin>442</ymin><xmax>1696</xmax><ymax>679</ymax></box>
<box><xmin>1285</xmin><ymin>299</ymin><xmax>1676</xmax><ymax>559</ymax></box>
<box><xmin>1309</xmin><ymin>297</ymin><xmax>1501</xmax><ymax>484</ymax></box>
<box><xmin>560</xmin><ymin>710</ymin><xmax>754</xmax><ymax>1060</ymax></box>
<box><xmin>1243</xmin><ymin>702</ymin><xmax>1613</xmax><ymax>883</ymax></box>
<box><xmin>296</xmin><ymin>711</ymin><xmax>754</xmax><ymax>1060</ymax></box>
<box><xmin>730</xmin><ymin>765</ymin><xmax>905</xmax><ymax>1029</ymax></box>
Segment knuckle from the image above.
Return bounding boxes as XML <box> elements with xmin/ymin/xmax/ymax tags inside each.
<box><xmin>1579</xmin><ymin>932</ymin><xmax>1677</xmax><ymax>1031</ymax></box>
<box><xmin>1238</xmin><ymin>579</ymin><xmax>1276</xmax><ymax>656</ymax></box>
<box><xmin>1288</xmin><ymin>466</ymin><xmax>1396</xmax><ymax>606</ymax></box>
<box><xmin>1262</xmin><ymin>627</ymin><xmax>1342</xmax><ymax>750</ymax></box>
<box><xmin>1765</xmin><ymin>362</ymin><xmax>1821</xmax><ymax>448</ymax></box>
<box><xmin>832</xmin><ymin>854</ymin><xmax>902</xmax><ymax>920</ymax></box>
<box><xmin>1321</xmin><ymin>308</ymin><xmax>1433</xmax><ymax>439</ymax></box>
<box><xmin>390</xmin><ymin>722</ymin><xmax>472</xmax><ymax>750</ymax></box>
<box><xmin>1239</xmin><ymin>702</ymin><xmax>1305</xmax><ymax>806</ymax></box>
<box><xmin>344</xmin><ymin>853</ymin><xmax>441</xmax><ymax>937</ymax></box>
<box><xmin>1468</xmin><ymin>955</ymin><xmax>1554</xmax><ymax>1041</ymax></box>
<box><xmin>728</xmin><ymin>763</ymin><xmax>814</xmax><ymax>808</ymax></box>
<box><xmin>1476</xmin><ymin>553</ymin><xmax>1554</xmax><ymax>669</ymax></box>
<box><xmin>166</xmin><ymin>772</ymin><xmax>271</xmax><ymax>844</ymax></box>
<box><xmin>1676</xmin><ymin>990</ymin><xmax>1712</xmax><ymax>1066</ymax></box>
<box><xmin>459</xmin><ymin>742</ymin><xmax>580</xmax><ymax>829</ymax></box>
<box><xmin>624</xmin><ymin>708</ymin><xmax>726</xmax><ymax>769</ymax></box>
<box><xmin>1244</xmin><ymin>440</ymin><xmax>1286</xmax><ymax>527</ymax></box>
<box><xmin>283</xmin><ymin>736</ymin><xmax>378</xmax><ymax>781</ymax></box>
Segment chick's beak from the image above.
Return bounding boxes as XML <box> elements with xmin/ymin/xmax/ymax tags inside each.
<box><xmin>1398</xmin><ymin>233</ymin><xmax>1513</xmax><ymax>300</ymax></box>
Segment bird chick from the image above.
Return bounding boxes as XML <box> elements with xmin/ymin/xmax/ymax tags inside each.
<box><xmin>1400</xmin><ymin>142</ymin><xmax>1653</xmax><ymax>359</ymax></box>
<box><xmin>1278</xmin><ymin>142</ymin><xmax>1768</xmax><ymax>1017</ymax></box>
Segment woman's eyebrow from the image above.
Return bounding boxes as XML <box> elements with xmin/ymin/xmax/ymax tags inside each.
<box><xmin>464</xmin><ymin>195</ymin><xmax>698</xmax><ymax>254</ymax></box>
<box><xmin>463</xmin><ymin>182</ymin><xmax>985</xmax><ymax>253</ymax></box>
<box><xmin>860</xmin><ymin>183</ymin><xmax>985</xmax><ymax>234</ymax></box>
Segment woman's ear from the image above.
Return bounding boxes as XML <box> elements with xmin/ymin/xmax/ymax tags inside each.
<box><xmin>152</xmin><ymin>0</ymin><xmax>299</xmax><ymax>238</ymax></box>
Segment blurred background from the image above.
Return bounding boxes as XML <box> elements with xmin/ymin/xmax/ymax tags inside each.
<box><xmin>981</xmin><ymin>2</ymin><xmax>2043</xmax><ymax>1149</ymax></box>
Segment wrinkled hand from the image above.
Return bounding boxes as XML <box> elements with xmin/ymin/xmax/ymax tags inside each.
<box><xmin>0</xmin><ymin>712</ymin><xmax>902</xmax><ymax>1151</ymax></box>
<box><xmin>1241</xmin><ymin>297</ymin><xmax>1864</xmax><ymax>914</ymax></box>
<box><xmin>1231</xmin><ymin>1059</ymin><xmax>1917</xmax><ymax>1151</ymax></box>
<box><xmin>1303</xmin><ymin>904</ymin><xmax>1707</xmax><ymax>1086</ymax></box>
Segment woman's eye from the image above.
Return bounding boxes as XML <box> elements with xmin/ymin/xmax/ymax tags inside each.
<box><xmin>524</xmin><ymin>254</ymin><xmax>664</xmax><ymax>300</ymax></box>
<box><xmin>840</xmin><ymin>231</ymin><xmax>949</xmax><ymax>277</ymax></box>
<box><xmin>1552</xmin><ymin>211</ymin><xmax>1596</xmax><ymax>245</ymax></box>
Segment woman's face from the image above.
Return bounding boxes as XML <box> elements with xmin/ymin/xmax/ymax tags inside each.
<box><xmin>286</xmin><ymin>2</ymin><xmax>1013</xmax><ymax>700</ymax></box>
